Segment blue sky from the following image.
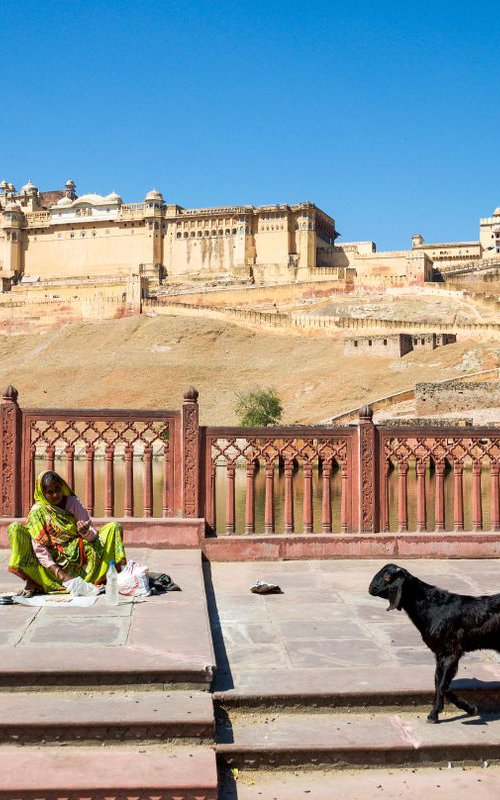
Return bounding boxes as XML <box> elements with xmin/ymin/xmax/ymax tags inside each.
<box><xmin>2</xmin><ymin>0</ymin><xmax>499</xmax><ymax>249</ymax></box>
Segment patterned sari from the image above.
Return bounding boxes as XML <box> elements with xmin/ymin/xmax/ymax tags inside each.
<box><xmin>8</xmin><ymin>471</ymin><xmax>126</xmax><ymax>593</ymax></box>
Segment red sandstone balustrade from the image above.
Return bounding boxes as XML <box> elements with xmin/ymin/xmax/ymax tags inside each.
<box><xmin>380</xmin><ymin>427</ymin><xmax>500</xmax><ymax>533</ymax></box>
<box><xmin>0</xmin><ymin>389</ymin><xmax>181</xmax><ymax>519</ymax></box>
<box><xmin>203</xmin><ymin>426</ymin><xmax>356</xmax><ymax>535</ymax></box>
<box><xmin>5</xmin><ymin>387</ymin><xmax>500</xmax><ymax>536</ymax></box>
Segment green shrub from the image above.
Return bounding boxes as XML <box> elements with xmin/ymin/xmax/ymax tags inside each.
<box><xmin>235</xmin><ymin>386</ymin><xmax>283</xmax><ymax>427</ymax></box>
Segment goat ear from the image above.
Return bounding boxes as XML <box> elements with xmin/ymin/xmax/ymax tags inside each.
<box><xmin>387</xmin><ymin>575</ymin><xmax>405</xmax><ymax>611</ymax></box>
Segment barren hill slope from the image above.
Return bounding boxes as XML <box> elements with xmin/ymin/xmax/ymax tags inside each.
<box><xmin>0</xmin><ymin>315</ymin><xmax>496</xmax><ymax>424</ymax></box>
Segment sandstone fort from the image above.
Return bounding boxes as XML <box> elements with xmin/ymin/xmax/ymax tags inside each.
<box><xmin>1</xmin><ymin>178</ymin><xmax>499</xmax><ymax>292</ymax></box>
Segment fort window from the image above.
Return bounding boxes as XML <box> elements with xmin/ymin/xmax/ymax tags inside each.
<box><xmin>190</xmin><ymin>231</ymin><xmax>196</xmax><ymax>237</ymax></box>
<box><xmin>421</xmin><ymin>338</ymin><xmax>425</xmax><ymax>345</ymax></box>
<box><xmin>383</xmin><ymin>339</ymin><xmax>387</xmax><ymax>345</ymax></box>
<box><xmin>177</xmin><ymin>232</ymin><xmax>182</xmax><ymax>238</ymax></box>
<box><xmin>232</xmin><ymin>228</ymin><xmax>237</xmax><ymax>234</ymax></box>
<box><xmin>354</xmin><ymin>340</ymin><xmax>358</xmax><ymax>347</ymax></box>
<box><xmin>368</xmin><ymin>340</ymin><xmax>372</xmax><ymax>346</ymax></box>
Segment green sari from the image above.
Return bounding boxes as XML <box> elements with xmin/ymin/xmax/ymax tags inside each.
<box><xmin>8</xmin><ymin>471</ymin><xmax>126</xmax><ymax>593</ymax></box>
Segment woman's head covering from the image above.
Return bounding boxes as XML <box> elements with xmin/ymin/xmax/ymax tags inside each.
<box><xmin>34</xmin><ymin>471</ymin><xmax>74</xmax><ymax>506</ymax></box>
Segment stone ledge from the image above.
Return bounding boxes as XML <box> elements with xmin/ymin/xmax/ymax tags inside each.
<box><xmin>0</xmin><ymin>517</ymin><xmax>205</xmax><ymax>549</ymax></box>
<box><xmin>202</xmin><ymin>531</ymin><xmax>500</xmax><ymax>561</ymax></box>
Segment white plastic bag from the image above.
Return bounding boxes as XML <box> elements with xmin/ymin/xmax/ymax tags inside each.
<box><xmin>63</xmin><ymin>576</ymin><xmax>100</xmax><ymax>598</ymax></box>
<box><xmin>117</xmin><ymin>560</ymin><xmax>150</xmax><ymax>597</ymax></box>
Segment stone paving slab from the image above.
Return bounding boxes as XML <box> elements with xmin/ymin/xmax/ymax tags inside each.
<box><xmin>0</xmin><ymin>689</ymin><xmax>214</xmax><ymax>741</ymax></box>
<box><xmin>206</xmin><ymin>558</ymin><xmax>500</xmax><ymax>697</ymax></box>
<box><xmin>0</xmin><ymin>548</ymin><xmax>216</xmax><ymax>686</ymax></box>
<box><xmin>217</xmin><ymin>710</ymin><xmax>500</xmax><ymax>767</ymax></box>
<box><xmin>0</xmin><ymin>744</ymin><xmax>218</xmax><ymax>799</ymax></box>
<box><xmin>220</xmin><ymin>766</ymin><xmax>500</xmax><ymax>800</ymax></box>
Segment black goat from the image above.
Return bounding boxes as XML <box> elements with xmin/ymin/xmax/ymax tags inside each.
<box><xmin>368</xmin><ymin>563</ymin><xmax>500</xmax><ymax>723</ymax></box>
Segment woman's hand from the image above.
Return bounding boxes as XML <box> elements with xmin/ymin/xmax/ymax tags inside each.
<box><xmin>54</xmin><ymin>566</ymin><xmax>72</xmax><ymax>583</ymax></box>
<box><xmin>76</xmin><ymin>519</ymin><xmax>90</xmax><ymax>536</ymax></box>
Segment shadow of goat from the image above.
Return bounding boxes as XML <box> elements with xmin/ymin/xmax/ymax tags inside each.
<box><xmin>369</xmin><ymin>563</ymin><xmax>500</xmax><ymax>723</ymax></box>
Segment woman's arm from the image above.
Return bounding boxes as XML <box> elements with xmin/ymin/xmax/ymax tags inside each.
<box><xmin>66</xmin><ymin>496</ymin><xmax>98</xmax><ymax>542</ymax></box>
<box><xmin>32</xmin><ymin>541</ymin><xmax>72</xmax><ymax>583</ymax></box>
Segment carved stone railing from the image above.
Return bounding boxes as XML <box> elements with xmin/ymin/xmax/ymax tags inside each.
<box><xmin>380</xmin><ymin>426</ymin><xmax>500</xmax><ymax>533</ymax></box>
<box><xmin>4</xmin><ymin>387</ymin><xmax>500</xmax><ymax>535</ymax></box>
<box><xmin>202</xmin><ymin>426</ymin><xmax>358</xmax><ymax>535</ymax></box>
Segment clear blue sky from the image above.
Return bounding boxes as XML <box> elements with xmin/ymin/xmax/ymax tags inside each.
<box><xmin>2</xmin><ymin>0</ymin><xmax>499</xmax><ymax>250</ymax></box>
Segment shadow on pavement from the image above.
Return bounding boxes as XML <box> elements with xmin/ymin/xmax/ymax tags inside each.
<box><xmin>203</xmin><ymin>559</ymin><xmax>234</xmax><ymax>691</ymax></box>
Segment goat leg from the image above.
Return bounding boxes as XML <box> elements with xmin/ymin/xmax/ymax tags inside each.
<box><xmin>428</xmin><ymin>654</ymin><xmax>460</xmax><ymax>723</ymax></box>
<box><xmin>445</xmin><ymin>689</ymin><xmax>478</xmax><ymax>717</ymax></box>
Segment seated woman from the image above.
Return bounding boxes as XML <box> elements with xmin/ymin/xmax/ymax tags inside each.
<box><xmin>8</xmin><ymin>470</ymin><xmax>126</xmax><ymax>596</ymax></box>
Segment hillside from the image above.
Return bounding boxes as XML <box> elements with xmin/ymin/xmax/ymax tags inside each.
<box><xmin>0</xmin><ymin>314</ymin><xmax>497</xmax><ymax>424</ymax></box>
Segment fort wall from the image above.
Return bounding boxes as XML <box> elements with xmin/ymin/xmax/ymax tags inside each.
<box><xmin>416</xmin><ymin>381</ymin><xmax>500</xmax><ymax>414</ymax></box>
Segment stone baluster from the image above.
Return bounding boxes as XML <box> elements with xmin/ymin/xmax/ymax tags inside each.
<box><xmin>264</xmin><ymin>462</ymin><xmax>275</xmax><ymax>534</ymax></box>
<box><xmin>453</xmin><ymin>461</ymin><xmax>464</xmax><ymax>532</ymax></box>
<box><xmin>490</xmin><ymin>461</ymin><xmax>500</xmax><ymax>532</ymax></box>
<box><xmin>46</xmin><ymin>444</ymin><xmax>55</xmax><ymax>472</ymax></box>
<box><xmin>85</xmin><ymin>444</ymin><xmax>95</xmax><ymax>516</ymax></box>
<box><xmin>244</xmin><ymin>460</ymin><xmax>255</xmax><ymax>535</ymax></box>
<box><xmin>162</xmin><ymin>443</ymin><xmax>170</xmax><ymax>517</ymax></box>
<box><xmin>434</xmin><ymin>460</ymin><xmax>445</xmax><ymax>532</ymax></box>
<box><xmin>29</xmin><ymin>444</ymin><xmax>36</xmax><ymax>504</ymax></box>
<box><xmin>380</xmin><ymin>460</ymin><xmax>390</xmax><ymax>532</ymax></box>
<box><xmin>206</xmin><ymin>462</ymin><xmax>216</xmax><ymax>533</ymax></box>
<box><xmin>143</xmin><ymin>444</ymin><xmax>153</xmax><ymax>517</ymax></box>
<box><xmin>124</xmin><ymin>444</ymin><xmax>134</xmax><ymax>517</ymax></box>
<box><xmin>472</xmin><ymin>460</ymin><xmax>482</xmax><ymax>532</ymax></box>
<box><xmin>340</xmin><ymin>462</ymin><xmax>349</xmax><ymax>533</ymax></box>
<box><xmin>104</xmin><ymin>444</ymin><xmax>115</xmax><ymax>517</ymax></box>
<box><xmin>416</xmin><ymin>460</ymin><xmax>427</xmax><ymax>533</ymax></box>
<box><xmin>65</xmin><ymin>445</ymin><xmax>75</xmax><ymax>490</ymax></box>
<box><xmin>302</xmin><ymin>462</ymin><xmax>313</xmax><ymax>533</ymax></box>
<box><xmin>283</xmin><ymin>460</ymin><xmax>294</xmax><ymax>534</ymax></box>
<box><xmin>321</xmin><ymin>461</ymin><xmax>332</xmax><ymax>533</ymax></box>
<box><xmin>397</xmin><ymin>461</ymin><xmax>408</xmax><ymax>532</ymax></box>
<box><xmin>226</xmin><ymin>464</ymin><xmax>236</xmax><ymax>535</ymax></box>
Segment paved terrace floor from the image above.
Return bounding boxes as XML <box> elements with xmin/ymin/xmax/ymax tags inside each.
<box><xmin>207</xmin><ymin>557</ymin><xmax>500</xmax><ymax>697</ymax></box>
<box><xmin>0</xmin><ymin>547</ymin><xmax>215</xmax><ymax>683</ymax></box>
<box><xmin>3</xmin><ymin>551</ymin><xmax>500</xmax><ymax>798</ymax></box>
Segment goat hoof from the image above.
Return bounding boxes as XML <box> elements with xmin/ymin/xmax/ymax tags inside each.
<box><xmin>426</xmin><ymin>714</ymin><xmax>439</xmax><ymax>724</ymax></box>
<box><xmin>468</xmin><ymin>705</ymin><xmax>478</xmax><ymax>717</ymax></box>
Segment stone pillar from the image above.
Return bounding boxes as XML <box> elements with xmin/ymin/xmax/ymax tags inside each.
<box><xmin>181</xmin><ymin>386</ymin><xmax>200</xmax><ymax>517</ymax></box>
<box><xmin>358</xmin><ymin>405</ymin><xmax>376</xmax><ymax>533</ymax></box>
<box><xmin>0</xmin><ymin>385</ymin><xmax>22</xmax><ymax>516</ymax></box>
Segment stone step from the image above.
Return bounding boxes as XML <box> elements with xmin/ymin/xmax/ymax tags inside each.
<box><xmin>0</xmin><ymin>689</ymin><xmax>214</xmax><ymax>743</ymax></box>
<box><xmin>219</xmin><ymin>765</ymin><xmax>500</xmax><ymax>800</ymax></box>
<box><xmin>214</xmin><ymin>666</ymin><xmax>500</xmax><ymax>711</ymax></box>
<box><xmin>0</xmin><ymin>646</ymin><xmax>214</xmax><ymax>689</ymax></box>
<box><xmin>216</xmin><ymin>709</ymin><xmax>500</xmax><ymax>768</ymax></box>
<box><xmin>0</xmin><ymin>744</ymin><xmax>218</xmax><ymax>800</ymax></box>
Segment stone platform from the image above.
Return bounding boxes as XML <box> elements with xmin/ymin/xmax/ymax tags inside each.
<box><xmin>0</xmin><ymin>547</ymin><xmax>218</xmax><ymax>799</ymax></box>
<box><xmin>3</xmin><ymin>551</ymin><xmax>500</xmax><ymax>798</ymax></box>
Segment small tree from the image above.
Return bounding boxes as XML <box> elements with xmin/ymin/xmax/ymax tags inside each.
<box><xmin>235</xmin><ymin>386</ymin><xmax>283</xmax><ymax>427</ymax></box>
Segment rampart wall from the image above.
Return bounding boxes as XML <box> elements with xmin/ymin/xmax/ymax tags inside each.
<box><xmin>416</xmin><ymin>381</ymin><xmax>500</xmax><ymax>414</ymax></box>
<box><xmin>160</xmin><ymin>277</ymin><xmax>353</xmax><ymax>308</ymax></box>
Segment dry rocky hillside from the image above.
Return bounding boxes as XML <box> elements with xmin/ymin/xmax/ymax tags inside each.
<box><xmin>1</xmin><ymin>312</ymin><xmax>498</xmax><ymax>425</ymax></box>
